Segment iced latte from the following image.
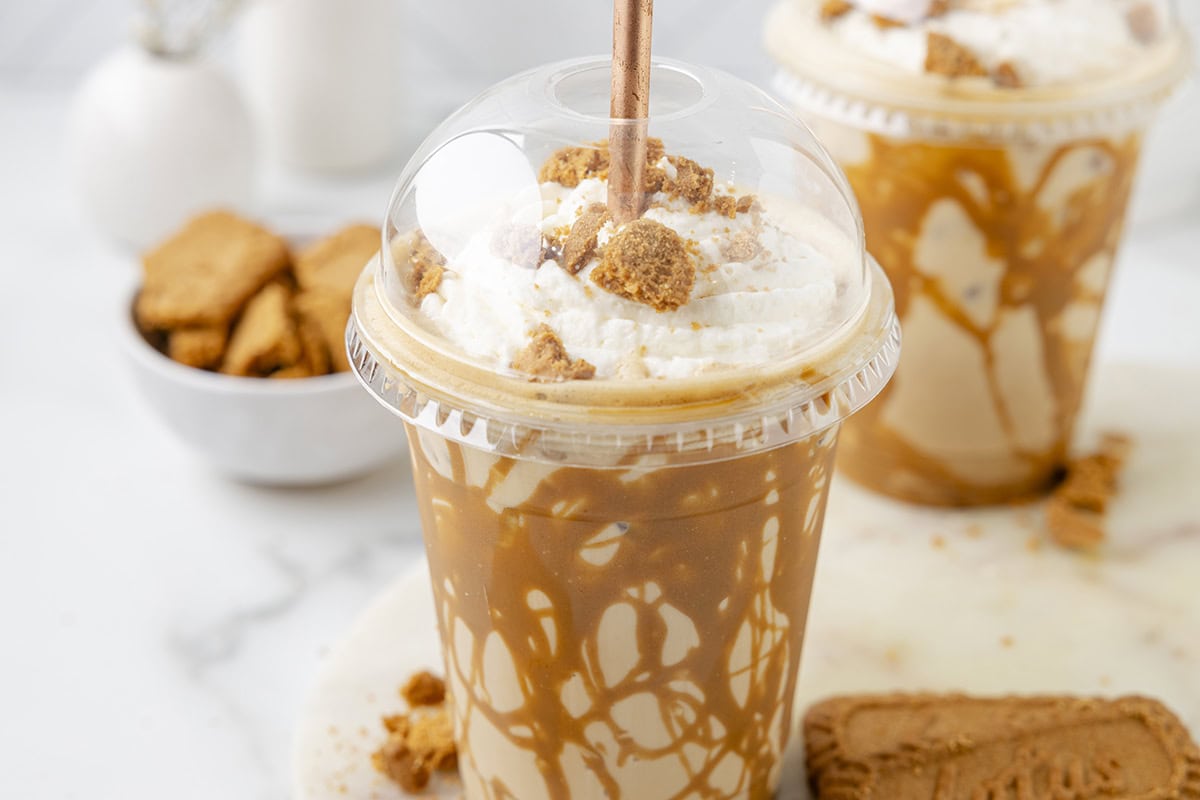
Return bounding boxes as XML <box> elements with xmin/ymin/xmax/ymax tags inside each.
<box><xmin>349</xmin><ymin>60</ymin><xmax>899</xmax><ymax>799</ymax></box>
<box><xmin>766</xmin><ymin>0</ymin><xmax>1190</xmax><ymax>505</ymax></box>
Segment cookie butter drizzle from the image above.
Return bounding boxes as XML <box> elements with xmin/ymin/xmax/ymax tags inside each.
<box><xmin>409</xmin><ymin>428</ymin><xmax>837</xmax><ymax>799</ymax></box>
<box><xmin>835</xmin><ymin>132</ymin><xmax>1142</xmax><ymax>505</ymax></box>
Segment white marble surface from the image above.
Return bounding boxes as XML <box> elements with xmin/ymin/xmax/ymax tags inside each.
<box><xmin>1</xmin><ymin>8</ymin><xmax>1198</xmax><ymax>799</ymax></box>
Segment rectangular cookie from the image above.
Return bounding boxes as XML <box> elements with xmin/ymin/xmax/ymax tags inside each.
<box><xmin>220</xmin><ymin>282</ymin><xmax>302</xmax><ymax>377</ymax></box>
<box><xmin>293</xmin><ymin>223</ymin><xmax>380</xmax><ymax>296</ymax></box>
<box><xmin>803</xmin><ymin>693</ymin><xmax>1200</xmax><ymax>799</ymax></box>
<box><xmin>167</xmin><ymin>325</ymin><xmax>228</xmax><ymax>370</ymax></box>
<box><xmin>294</xmin><ymin>288</ymin><xmax>352</xmax><ymax>373</ymax></box>
<box><xmin>136</xmin><ymin>210</ymin><xmax>291</xmax><ymax>329</ymax></box>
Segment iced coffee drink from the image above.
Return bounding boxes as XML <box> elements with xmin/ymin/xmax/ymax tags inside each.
<box><xmin>349</xmin><ymin>60</ymin><xmax>899</xmax><ymax>799</ymax></box>
<box><xmin>766</xmin><ymin>0</ymin><xmax>1190</xmax><ymax>505</ymax></box>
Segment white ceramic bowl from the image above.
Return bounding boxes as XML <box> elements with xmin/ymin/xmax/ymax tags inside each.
<box><xmin>121</xmin><ymin>293</ymin><xmax>407</xmax><ymax>486</ymax></box>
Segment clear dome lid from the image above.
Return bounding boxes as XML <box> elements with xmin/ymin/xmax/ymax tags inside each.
<box><xmin>765</xmin><ymin>0</ymin><xmax>1191</xmax><ymax>139</ymax></box>
<box><xmin>349</xmin><ymin>57</ymin><xmax>900</xmax><ymax>464</ymax></box>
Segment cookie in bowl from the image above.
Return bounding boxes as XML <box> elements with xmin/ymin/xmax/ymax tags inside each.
<box><xmin>124</xmin><ymin>210</ymin><xmax>405</xmax><ymax>485</ymax></box>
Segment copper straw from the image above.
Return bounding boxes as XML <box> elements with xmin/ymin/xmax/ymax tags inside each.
<box><xmin>608</xmin><ymin>0</ymin><xmax>654</xmax><ymax>224</ymax></box>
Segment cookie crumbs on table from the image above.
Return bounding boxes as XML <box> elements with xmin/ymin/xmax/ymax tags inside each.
<box><xmin>372</xmin><ymin>672</ymin><xmax>458</xmax><ymax>794</ymax></box>
<box><xmin>401</xmin><ymin>671</ymin><xmax>446</xmax><ymax>707</ymax></box>
<box><xmin>1046</xmin><ymin>432</ymin><xmax>1133</xmax><ymax>551</ymax></box>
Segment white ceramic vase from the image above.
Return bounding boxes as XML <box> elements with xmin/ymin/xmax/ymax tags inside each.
<box><xmin>68</xmin><ymin>46</ymin><xmax>257</xmax><ymax>250</ymax></box>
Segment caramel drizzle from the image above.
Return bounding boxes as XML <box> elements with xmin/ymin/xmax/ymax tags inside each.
<box><xmin>408</xmin><ymin>429</ymin><xmax>839</xmax><ymax>798</ymax></box>
<box><xmin>838</xmin><ymin>132</ymin><xmax>1143</xmax><ymax>505</ymax></box>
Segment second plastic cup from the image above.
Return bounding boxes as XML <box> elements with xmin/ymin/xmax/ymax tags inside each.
<box><xmin>766</xmin><ymin>0</ymin><xmax>1190</xmax><ymax>506</ymax></box>
<box><xmin>350</xmin><ymin>59</ymin><xmax>899</xmax><ymax>799</ymax></box>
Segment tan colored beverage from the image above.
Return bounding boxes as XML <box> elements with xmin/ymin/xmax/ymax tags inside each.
<box><xmin>349</xmin><ymin>60</ymin><xmax>899</xmax><ymax>799</ymax></box>
<box><xmin>766</xmin><ymin>0</ymin><xmax>1190</xmax><ymax>505</ymax></box>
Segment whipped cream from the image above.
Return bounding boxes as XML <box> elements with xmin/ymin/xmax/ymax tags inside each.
<box><xmin>417</xmin><ymin>163</ymin><xmax>863</xmax><ymax>380</ymax></box>
<box><xmin>796</xmin><ymin>0</ymin><xmax>1171</xmax><ymax>87</ymax></box>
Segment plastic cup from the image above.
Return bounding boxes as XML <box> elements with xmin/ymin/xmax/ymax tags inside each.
<box><xmin>765</xmin><ymin>0</ymin><xmax>1190</xmax><ymax>506</ymax></box>
<box><xmin>349</xmin><ymin>58</ymin><xmax>899</xmax><ymax>799</ymax></box>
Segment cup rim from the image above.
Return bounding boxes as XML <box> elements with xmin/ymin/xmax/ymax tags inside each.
<box><xmin>764</xmin><ymin>0</ymin><xmax>1193</xmax><ymax>142</ymax></box>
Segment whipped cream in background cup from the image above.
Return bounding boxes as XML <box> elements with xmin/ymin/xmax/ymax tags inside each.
<box><xmin>348</xmin><ymin>58</ymin><xmax>899</xmax><ymax>799</ymax></box>
<box><xmin>766</xmin><ymin>0</ymin><xmax>1190</xmax><ymax>506</ymax></box>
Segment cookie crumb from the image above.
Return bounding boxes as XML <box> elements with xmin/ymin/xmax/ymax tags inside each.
<box><xmin>819</xmin><ymin>0</ymin><xmax>853</xmax><ymax>22</ymax></box>
<box><xmin>735</xmin><ymin>194</ymin><xmax>757</xmax><ymax>214</ymax></box>
<box><xmin>402</xmin><ymin>671</ymin><xmax>446</xmax><ymax>708</ymax></box>
<box><xmin>511</xmin><ymin>324</ymin><xmax>596</xmax><ymax>382</ymax></box>
<box><xmin>372</xmin><ymin>710</ymin><xmax>457</xmax><ymax>793</ymax></box>
<box><xmin>539</xmin><ymin>145</ymin><xmax>608</xmax><ymax>187</ymax></box>
<box><xmin>661</xmin><ymin>155</ymin><xmax>714</xmax><ymax>205</ymax></box>
<box><xmin>558</xmin><ymin>203</ymin><xmax>610</xmax><ymax>274</ymax></box>
<box><xmin>928</xmin><ymin>0</ymin><xmax>951</xmax><ymax>17</ymax></box>
<box><xmin>925</xmin><ymin>31</ymin><xmax>988</xmax><ymax>78</ymax></box>
<box><xmin>993</xmin><ymin>61</ymin><xmax>1023</xmax><ymax>89</ymax></box>
<box><xmin>710</xmin><ymin>195</ymin><xmax>737</xmax><ymax>219</ymax></box>
<box><xmin>721</xmin><ymin>230</ymin><xmax>761</xmax><ymax>263</ymax></box>
<box><xmin>592</xmin><ymin>218</ymin><xmax>696</xmax><ymax>311</ymax></box>
<box><xmin>405</xmin><ymin>234</ymin><xmax>446</xmax><ymax>303</ymax></box>
<box><xmin>871</xmin><ymin>13</ymin><xmax>904</xmax><ymax>29</ymax></box>
<box><xmin>372</xmin><ymin>672</ymin><xmax>458</xmax><ymax>794</ymax></box>
<box><xmin>1127</xmin><ymin>2</ymin><xmax>1160</xmax><ymax>44</ymax></box>
<box><xmin>1045</xmin><ymin>433</ymin><xmax>1132</xmax><ymax>551</ymax></box>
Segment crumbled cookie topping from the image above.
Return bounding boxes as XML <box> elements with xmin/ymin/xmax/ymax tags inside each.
<box><xmin>559</xmin><ymin>203</ymin><xmax>611</xmax><ymax>274</ymax></box>
<box><xmin>992</xmin><ymin>61</ymin><xmax>1023</xmax><ymax>89</ymax></box>
<box><xmin>659</xmin><ymin>155</ymin><xmax>715</xmax><ymax>206</ymax></box>
<box><xmin>710</xmin><ymin>195</ymin><xmax>738</xmax><ymax>219</ymax></box>
<box><xmin>925</xmin><ymin>31</ymin><xmax>989</xmax><ymax>78</ymax></box>
<box><xmin>511</xmin><ymin>324</ymin><xmax>596</xmax><ymax>382</ymax></box>
<box><xmin>871</xmin><ymin>13</ymin><xmax>905</xmax><ymax>29</ymax></box>
<box><xmin>721</xmin><ymin>229</ymin><xmax>762</xmax><ymax>263</ymax></box>
<box><xmin>406</xmin><ymin>233</ymin><xmax>446</xmax><ymax>303</ymax></box>
<box><xmin>538</xmin><ymin>145</ymin><xmax>609</xmax><ymax>188</ymax></box>
<box><xmin>820</xmin><ymin>0</ymin><xmax>853</xmax><ymax>22</ymax></box>
<box><xmin>591</xmin><ymin>219</ymin><xmax>695</xmax><ymax>311</ymax></box>
<box><xmin>540</xmin><ymin>138</ymin><xmax>667</xmax><ymax>191</ymax></box>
